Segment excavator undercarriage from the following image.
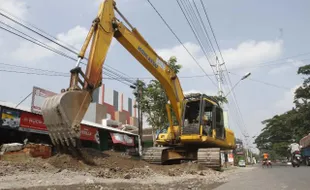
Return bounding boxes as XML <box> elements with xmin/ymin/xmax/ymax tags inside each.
<box><xmin>142</xmin><ymin>147</ymin><xmax>222</xmax><ymax>170</ymax></box>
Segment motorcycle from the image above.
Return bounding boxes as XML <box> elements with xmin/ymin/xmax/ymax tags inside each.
<box><xmin>292</xmin><ymin>151</ymin><xmax>301</xmax><ymax>167</ymax></box>
<box><xmin>262</xmin><ymin>159</ymin><xmax>272</xmax><ymax>168</ymax></box>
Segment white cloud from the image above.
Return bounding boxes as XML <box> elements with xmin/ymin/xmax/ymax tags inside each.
<box><xmin>11</xmin><ymin>40</ymin><xmax>55</xmax><ymax>62</ymax></box>
<box><xmin>157</xmin><ymin>42</ymin><xmax>203</xmax><ymax>74</ymax></box>
<box><xmin>222</xmin><ymin>39</ymin><xmax>283</xmax><ymax>69</ymax></box>
<box><xmin>275</xmin><ymin>84</ymin><xmax>300</xmax><ymax>110</ymax></box>
<box><xmin>268</xmin><ymin>59</ymin><xmax>304</xmax><ymax>75</ymax></box>
<box><xmin>156</xmin><ymin>39</ymin><xmax>284</xmax><ymax>75</ymax></box>
<box><xmin>0</xmin><ymin>0</ymin><xmax>28</xmax><ymax>19</ymax></box>
<box><xmin>11</xmin><ymin>25</ymin><xmax>118</xmax><ymax>63</ymax></box>
<box><xmin>56</xmin><ymin>25</ymin><xmax>89</xmax><ymax>50</ymax></box>
<box><xmin>268</xmin><ymin>65</ymin><xmax>291</xmax><ymax>75</ymax></box>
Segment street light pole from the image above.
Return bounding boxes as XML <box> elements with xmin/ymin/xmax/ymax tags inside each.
<box><xmin>224</xmin><ymin>72</ymin><xmax>251</xmax><ymax>98</ymax></box>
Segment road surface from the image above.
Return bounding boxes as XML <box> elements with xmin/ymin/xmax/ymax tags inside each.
<box><xmin>215</xmin><ymin>164</ymin><xmax>310</xmax><ymax>190</ymax></box>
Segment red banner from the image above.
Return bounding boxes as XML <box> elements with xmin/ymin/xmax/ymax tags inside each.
<box><xmin>20</xmin><ymin>111</ymin><xmax>99</xmax><ymax>143</ymax></box>
<box><xmin>80</xmin><ymin>124</ymin><xmax>100</xmax><ymax>144</ymax></box>
<box><xmin>110</xmin><ymin>132</ymin><xmax>135</xmax><ymax>146</ymax></box>
<box><xmin>20</xmin><ymin>112</ymin><xmax>48</xmax><ymax>131</ymax></box>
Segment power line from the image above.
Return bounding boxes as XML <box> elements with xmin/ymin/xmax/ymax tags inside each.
<box><xmin>199</xmin><ymin>0</ymin><xmax>225</xmax><ymax>63</ymax></box>
<box><xmin>0</xmin><ymin>8</ymin><xmax>79</xmax><ymax>53</ymax></box>
<box><xmin>0</xmin><ymin>8</ymin><xmax>135</xmax><ymax>81</ymax></box>
<box><xmin>229</xmin><ymin>57</ymin><xmax>310</xmax><ymax>71</ymax></box>
<box><xmin>0</xmin><ymin>61</ymin><xmax>217</xmax><ymax>80</ymax></box>
<box><xmin>146</xmin><ymin>0</ymin><xmax>217</xmax><ymax>87</ymax></box>
<box><xmin>0</xmin><ymin>69</ymin><xmax>69</xmax><ymax>77</ymax></box>
<box><xmin>189</xmin><ymin>0</ymin><xmax>217</xmax><ymax>57</ymax></box>
<box><xmin>0</xmin><ymin>11</ymin><xmax>78</xmax><ymax>56</ymax></box>
<box><xmin>0</xmin><ymin>10</ymin><xmax>136</xmax><ymax>85</ymax></box>
<box><xmin>0</xmin><ymin>25</ymin><xmax>78</xmax><ymax>62</ymax></box>
<box><xmin>229</xmin><ymin>72</ymin><xmax>290</xmax><ymax>90</ymax></box>
<box><xmin>177</xmin><ymin>0</ymin><xmax>218</xmax><ymax>78</ymax></box>
<box><xmin>0</xmin><ymin>62</ymin><xmax>68</xmax><ymax>75</ymax></box>
<box><xmin>198</xmin><ymin>1</ymin><xmax>248</xmax><ymax>138</ymax></box>
<box><xmin>0</xmin><ymin>68</ymin><xmax>135</xmax><ymax>87</ymax></box>
<box><xmin>0</xmin><ymin>21</ymin><xmax>135</xmax><ymax>86</ymax></box>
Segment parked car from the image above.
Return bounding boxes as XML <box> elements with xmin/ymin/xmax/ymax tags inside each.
<box><xmin>238</xmin><ymin>159</ymin><xmax>246</xmax><ymax>167</ymax></box>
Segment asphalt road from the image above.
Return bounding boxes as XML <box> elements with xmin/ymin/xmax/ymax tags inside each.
<box><xmin>215</xmin><ymin>164</ymin><xmax>310</xmax><ymax>190</ymax></box>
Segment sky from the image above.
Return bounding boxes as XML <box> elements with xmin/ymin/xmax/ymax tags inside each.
<box><xmin>0</xmin><ymin>0</ymin><xmax>309</xmax><ymax>149</ymax></box>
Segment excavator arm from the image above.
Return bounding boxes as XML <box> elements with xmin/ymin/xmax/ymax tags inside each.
<box><xmin>41</xmin><ymin>0</ymin><xmax>184</xmax><ymax>148</ymax></box>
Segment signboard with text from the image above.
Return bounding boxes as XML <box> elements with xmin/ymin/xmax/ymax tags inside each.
<box><xmin>80</xmin><ymin>124</ymin><xmax>100</xmax><ymax>144</ymax></box>
<box><xmin>110</xmin><ymin>132</ymin><xmax>135</xmax><ymax>146</ymax></box>
<box><xmin>31</xmin><ymin>86</ymin><xmax>57</xmax><ymax>114</ymax></box>
<box><xmin>20</xmin><ymin>112</ymin><xmax>48</xmax><ymax>133</ymax></box>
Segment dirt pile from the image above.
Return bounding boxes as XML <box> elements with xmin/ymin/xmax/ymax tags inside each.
<box><xmin>0</xmin><ymin>147</ymin><xmax>221</xmax><ymax>179</ymax></box>
<box><xmin>0</xmin><ymin>148</ymin><xmax>235</xmax><ymax>190</ymax></box>
<box><xmin>44</xmin><ymin>148</ymin><xmax>214</xmax><ymax>179</ymax></box>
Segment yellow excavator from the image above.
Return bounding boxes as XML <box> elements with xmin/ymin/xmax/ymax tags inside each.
<box><xmin>41</xmin><ymin>0</ymin><xmax>236</xmax><ymax>169</ymax></box>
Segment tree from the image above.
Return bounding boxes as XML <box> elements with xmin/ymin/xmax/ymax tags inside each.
<box><xmin>254</xmin><ymin>63</ymin><xmax>310</xmax><ymax>157</ymax></box>
<box><xmin>132</xmin><ymin>56</ymin><xmax>181</xmax><ymax>145</ymax></box>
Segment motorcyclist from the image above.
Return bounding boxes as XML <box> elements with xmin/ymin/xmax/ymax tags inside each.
<box><xmin>288</xmin><ymin>139</ymin><xmax>302</xmax><ymax>161</ymax></box>
<box><xmin>263</xmin><ymin>152</ymin><xmax>269</xmax><ymax>163</ymax></box>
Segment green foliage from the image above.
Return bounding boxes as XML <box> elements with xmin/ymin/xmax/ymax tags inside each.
<box><xmin>254</xmin><ymin>63</ymin><xmax>310</xmax><ymax>157</ymax></box>
<box><xmin>133</xmin><ymin>56</ymin><xmax>182</xmax><ymax>131</ymax></box>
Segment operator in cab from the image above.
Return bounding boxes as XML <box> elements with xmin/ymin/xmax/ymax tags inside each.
<box><xmin>201</xmin><ymin>115</ymin><xmax>212</xmax><ymax>136</ymax></box>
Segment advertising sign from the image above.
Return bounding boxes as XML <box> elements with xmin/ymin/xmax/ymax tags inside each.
<box><xmin>19</xmin><ymin>112</ymin><xmax>48</xmax><ymax>134</ymax></box>
<box><xmin>110</xmin><ymin>132</ymin><xmax>135</xmax><ymax>146</ymax></box>
<box><xmin>31</xmin><ymin>86</ymin><xmax>57</xmax><ymax>114</ymax></box>
<box><xmin>80</xmin><ymin>124</ymin><xmax>100</xmax><ymax>144</ymax></box>
<box><xmin>19</xmin><ymin>111</ymin><xmax>99</xmax><ymax>143</ymax></box>
<box><xmin>0</xmin><ymin>107</ymin><xmax>21</xmax><ymax>129</ymax></box>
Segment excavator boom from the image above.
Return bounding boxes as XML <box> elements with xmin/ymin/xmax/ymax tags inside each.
<box><xmin>41</xmin><ymin>0</ymin><xmax>184</xmax><ymax>148</ymax></box>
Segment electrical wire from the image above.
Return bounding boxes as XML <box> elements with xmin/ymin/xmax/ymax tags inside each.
<box><xmin>0</xmin><ymin>22</ymin><xmax>135</xmax><ymax>86</ymax></box>
<box><xmin>0</xmin><ymin>62</ymin><xmax>68</xmax><ymax>75</ymax></box>
<box><xmin>0</xmin><ymin>69</ymin><xmax>69</xmax><ymax>77</ymax></box>
<box><xmin>0</xmin><ymin>10</ymin><xmax>136</xmax><ymax>85</ymax></box>
<box><xmin>199</xmin><ymin>0</ymin><xmax>225</xmax><ymax>64</ymax></box>
<box><xmin>229</xmin><ymin>72</ymin><xmax>290</xmax><ymax>90</ymax></box>
<box><xmin>188</xmin><ymin>0</ymin><xmax>217</xmax><ymax>58</ymax></box>
<box><xmin>198</xmin><ymin>0</ymin><xmax>249</xmax><ymax>138</ymax></box>
<box><xmin>177</xmin><ymin>0</ymin><xmax>217</xmax><ymax>78</ymax></box>
<box><xmin>146</xmin><ymin>0</ymin><xmax>217</xmax><ymax>87</ymax></box>
<box><xmin>0</xmin><ymin>61</ymin><xmax>217</xmax><ymax>80</ymax></box>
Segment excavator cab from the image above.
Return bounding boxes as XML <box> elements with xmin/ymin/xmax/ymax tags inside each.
<box><xmin>181</xmin><ymin>93</ymin><xmax>225</xmax><ymax>139</ymax></box>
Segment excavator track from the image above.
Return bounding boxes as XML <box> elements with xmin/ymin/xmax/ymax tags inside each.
<box><xmin>197</xmin><ymin>148</ymin><xmax>221</xmax><ymax>170</ymax></box>
<box><xmin>142</xmin><ymin>147</ymin><xmax>169</xmax><ymax>164</ymax></box>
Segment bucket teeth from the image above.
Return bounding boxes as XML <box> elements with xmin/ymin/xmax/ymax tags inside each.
<box><xmin>41</xmin><ymin>90</ymin><xmax>91</xmax><ymax>148</ymax></box>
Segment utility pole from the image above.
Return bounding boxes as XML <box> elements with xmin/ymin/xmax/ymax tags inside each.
<box><xmin>130</xmin><ymin>79</ymin><xmax>144</xmax><ymax>155</ymax></box>
<box><xmin>213</xmin><ymin>56</ymin><xmax>224</xmax><ymax>102</ymax></box>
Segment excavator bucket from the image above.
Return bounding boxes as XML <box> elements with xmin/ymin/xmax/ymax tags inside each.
<box><xmin>41</xmin><ymin>90</ymin><xmax>92</xmax><ymax>148</ymax></box>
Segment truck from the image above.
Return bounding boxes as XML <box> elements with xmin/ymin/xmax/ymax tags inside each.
<box><xmin>300</xmin><ymin>133</ymin><xmax>310</xmax><ymax>166</ymax></box>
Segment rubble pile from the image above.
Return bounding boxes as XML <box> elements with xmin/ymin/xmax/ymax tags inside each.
<box><xmin>0</xmin><ymin>147</ymin><xmax>233</xmax><ymax>189</ymax></box>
